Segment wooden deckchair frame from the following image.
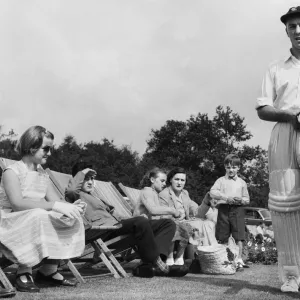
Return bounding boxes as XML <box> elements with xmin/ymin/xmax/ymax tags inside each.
<box><xmin>118</xmin><ymin>183</ymin><xmax>141</xmax><ymax>208</ymax></box>
<box><xmin>46</xmin><ymin>168</ymin><xmax>133</xmax><ymax>279</ymax></box>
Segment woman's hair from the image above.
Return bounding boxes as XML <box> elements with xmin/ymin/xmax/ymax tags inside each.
<box><xmin>15</xmin><ymin>126</ymin><xmax>54</xmax><ymax>156</ymax></box>
<box><xmin>166</xmin><ymin>167</ymin><xmax>186</xmax><ymax>185</ymax></box>
<box><xmin>139</xmin><ymin>167</ymin><xmax>166</xmax><ymax>188</ymax></box>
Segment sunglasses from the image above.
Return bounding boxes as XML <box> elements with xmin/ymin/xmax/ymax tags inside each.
<box><xmin>41</xmin><ymin>146</ymin><xmax>54</xmax><ymax>153</ymax></box>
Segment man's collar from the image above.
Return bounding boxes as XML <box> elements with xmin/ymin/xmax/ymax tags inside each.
<box><xmin>284</xmin><ymin>49</ymin><xmax>300</xmax><ymax>63</ymax></box>
<box><xmin>225</xmin><ymin>174</ymin><xmax>238</xmax><ymax>181</ymax></box>
<box><xmin>284</xmin><ymin>54</ymin><xmax>292</xmax><ymax>63</ymax></box>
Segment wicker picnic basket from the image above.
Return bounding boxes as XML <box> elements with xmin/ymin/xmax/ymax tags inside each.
<box><xmin>196</xmin><ymin>244</ymin><xmax>236</xmax><ymax>275</ymax></box>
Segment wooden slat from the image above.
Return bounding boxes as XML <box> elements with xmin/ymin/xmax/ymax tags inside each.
<box><xmin>66</xmin><ymin>260</ymin><xmax>86</xmax><ymax>284</ymax></box>
<box><xmin>90</xmin><ymin>241</ymin><xmax>121</xmax><ymax>279</ymax></box>
<box><xmin>93</xmin><ymin>239</ymin><xmax>129</xmax><ymax>278</ymax></box>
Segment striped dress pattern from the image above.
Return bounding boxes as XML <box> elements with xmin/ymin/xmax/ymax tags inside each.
<box><xmin>0</xmin><ymin>161</ymin><xmax>85</xmax><ymax>267</ymax></box>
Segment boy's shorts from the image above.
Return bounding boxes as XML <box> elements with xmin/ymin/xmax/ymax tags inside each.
<box><xmin>216</xmin><ymin>204</ymin><xmax>245</xmax><ymax>243</ymax></box>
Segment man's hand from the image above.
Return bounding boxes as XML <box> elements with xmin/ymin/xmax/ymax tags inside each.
<box><xmin>210</xmin><ymin>199</ymin><xmax>218</xmax><ymax>208</ymax></box>
<box><xmin>174</xmin><ymin>210</ymin><xmax>185</xmax><ymax>219</ymax></box>
<box><xmin>173</xmin><ymin>209</ymin><xmax>181</xmax><ymax>218</ymax></box>
<box><xmin>82</xmin><ymin>168</ymin><xmax>96</xmax><ymax>175</ymax></box>
<box><xmin>227</xmin><ymin>197</ymin><xmax>235</xmax><ymax>205</ymax></box>
<box><xmin>289</xmin><ymin>109</ymin><xmax>300</xmax><ymax>130</ymax></box>
<box><xmin>233</xmin><ymin>197</ymin><xmax>243</xmax><ymax>205</ymax></box>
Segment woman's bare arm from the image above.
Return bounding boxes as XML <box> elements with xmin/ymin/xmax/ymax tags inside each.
<box><xmin>3</xmin><ymin>170</ymin><xmax>53</xmax><ymax>211</ymax></box>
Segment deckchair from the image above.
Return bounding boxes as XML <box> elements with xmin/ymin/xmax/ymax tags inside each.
<box><xmin>91</xmin><ymin>180</ymin><xmax>141</xmax><ymax>262</ymax></box>
<box><xmin>46</xmin><ymin>169</ymin><xmax>134</xmax><ymax>279</ymax></box>
<box><xmin>93</xmin><ymin>181</ymin><xmax>133</xmax><ymax>217</ymax></box>
<box><xmin>118</xmin><ymin>183</ymin><xmax>141</xmax><ymax>208</ymax></box>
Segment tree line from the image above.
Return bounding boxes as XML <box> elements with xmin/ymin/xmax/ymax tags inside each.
<box><xmin>0</xmin><ymin>106</ymin><xmax>269</xmax><ymax>207</ymax></box>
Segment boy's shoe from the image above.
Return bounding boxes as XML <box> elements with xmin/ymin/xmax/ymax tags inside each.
<box><xmin>238</xmin><ymin>258</ymin><xmax>250</xmax><ymax>268</ymax></box>
<box><xmin>166</xmin><ymin>257</ymin><xmax>174</xmax><ymax>266</ymax></box>
<box><xmin>281</xmin><ymin>276</ymin><xmax>299</xmax><ymax>293</ymax></box>
<box><xmin>174</xmin><ymin>257</ymin><xmax>184</xmax><ymax>266</ymax></box>
<box><xmin>236</xmin><ymin>262</ymin><xmax>244</xmax><ymax>272</ymax></box>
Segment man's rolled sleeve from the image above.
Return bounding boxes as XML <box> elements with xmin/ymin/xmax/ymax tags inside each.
<box><xmin>256</xmin><ymin>68</ymin><xmax>276</xmax><ymax>109</ymax></box>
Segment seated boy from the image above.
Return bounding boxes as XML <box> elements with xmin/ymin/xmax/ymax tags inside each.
<box><xmin>65</xmin><ymin>162</ymin><xmax>189</xmax><ymax>278</ymax></box>
<box><xmin>210</xmin><ymin>154</ymin><xmax>250</xmax><ymax>270</ymax></box>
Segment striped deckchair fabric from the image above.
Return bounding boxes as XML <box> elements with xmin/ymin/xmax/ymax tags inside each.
<box><xmin>47</xmin><ymin>170</ymin><xmax>73</xmax><ymax>202</ymax></box>
<box><xmin>93</xmin><ymin>181</ymin><xmax>133</xmax><ymax>218</ymax></box>
<box><xmin>118</xmin><ymin>183</ymin><xmax>141</xmax><ymax>208</ymax></box>
<box><xmin>46</xmin><ymin>169</ymin><xmax>133</xmax><ymax>279</ymax></box>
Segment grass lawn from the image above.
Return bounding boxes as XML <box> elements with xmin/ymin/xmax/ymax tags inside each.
<box><xmin>5</xmin><ymin>260</ymin><xmax>300</xmax><ymax>300</ymax></box>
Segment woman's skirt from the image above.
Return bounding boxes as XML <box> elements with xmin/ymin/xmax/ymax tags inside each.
<box><xmin>172</xmin><ymin>218</ymin><xmax>218</xmax><ymax>248</ymax></box>
<box><xmin>187</xmin><ymin>218</ymin><xmax>218</xmax><ymax>246</ymax></box>
<box><xmin>0</xmin><ymin>208</ymin><xmax>85</xmax><ymax>267</ymax></box>
<box><xmin>172</xmin><ymin>221</ymin><xmax>193</xmax><ymax>248</ymax></box>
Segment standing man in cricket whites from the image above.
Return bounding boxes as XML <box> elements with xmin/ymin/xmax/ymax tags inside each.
<box><xmin>257</xmin><ymin>6</ymin><xmax>300</xmax><ymax>293</ymax></box>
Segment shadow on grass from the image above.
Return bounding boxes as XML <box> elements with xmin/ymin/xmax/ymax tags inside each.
<box><xmin>175</xmin><ymin>276</ymin><xmax>299</xmax><ymax>298</ymax></box>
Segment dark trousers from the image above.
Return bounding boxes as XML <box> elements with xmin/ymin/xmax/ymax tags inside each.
<box><xmin>117</xmin><ymin>217</ymin><xmax>176</xmax><ymax>263</ymax></box>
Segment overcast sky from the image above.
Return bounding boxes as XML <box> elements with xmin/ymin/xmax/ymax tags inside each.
<box><xmin>0</xmin><ymin>0</ymin><xmax>297</xmax><ymax>154</ymax></box>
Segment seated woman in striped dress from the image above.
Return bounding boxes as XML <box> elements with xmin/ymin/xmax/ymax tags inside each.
<box><xmin>0</xmin><ymin>126</ymin><xmax>86</xmax><ymax>293</ymax></box>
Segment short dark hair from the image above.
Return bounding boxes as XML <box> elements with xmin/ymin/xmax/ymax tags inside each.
<box><xmin>15</xmin><ymin>126</ymin><xmax>54</xmax><ymax>156</ymax></box>
<box><xmin>224</xmin><ymin>154</ymin><xmax>241</xmax><ymax>166</ymax></box>
<box><xmin>166</xmin><ymin>167</ymin><xmax>186</xmax><ymax>185</ymax></box>
<box><xmin>72</xmin><ymin>161</ymin><xmax>94</xmax><ymax>177</ymax></box>
<box><xmin>139</xmin><ymin>167</ymin><xmax>166</xmax><ymax>188</ymax></box>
